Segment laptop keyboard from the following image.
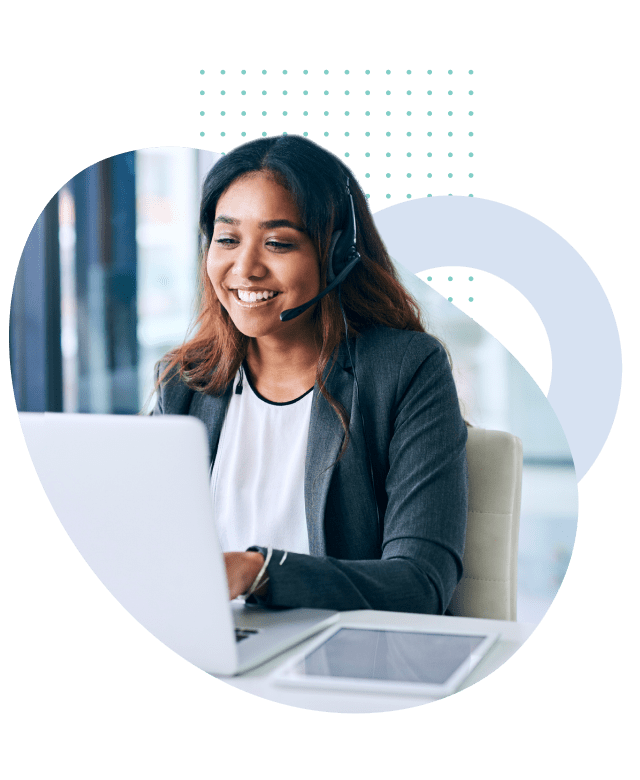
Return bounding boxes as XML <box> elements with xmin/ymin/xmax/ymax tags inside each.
<box><xmin>235</xmin><ymin>628</ymin><xmax>259</xmax><ymax>643</ymax></box>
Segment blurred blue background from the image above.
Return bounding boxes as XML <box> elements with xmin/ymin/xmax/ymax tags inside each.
<box><xmin>9</xmin><ymin>147</ymin><xmax>578</xmax><ymax>625</ymax></box>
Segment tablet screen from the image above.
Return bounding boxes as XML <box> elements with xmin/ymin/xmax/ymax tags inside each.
<box><xmin>291</xmin><ymin>627</ymin><xmax>487</xmax><ymax>685</ymax></box>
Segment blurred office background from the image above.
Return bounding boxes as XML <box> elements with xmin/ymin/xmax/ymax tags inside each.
<box><xmin>9</xmin><ymin>147</ymin><xmax>578</xmax><ymax>626</ymax></box>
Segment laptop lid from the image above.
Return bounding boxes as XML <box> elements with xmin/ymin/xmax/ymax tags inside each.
<box><xmin>19</xmin><ymin>413</ymin><xmax>240</xmax><ymax>675</ymax></box>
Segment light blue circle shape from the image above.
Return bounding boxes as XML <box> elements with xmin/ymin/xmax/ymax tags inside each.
<box><xmin>373</xmin><ymin>196</ymin><xmax>622</xmax><ymax>482</ymax></box>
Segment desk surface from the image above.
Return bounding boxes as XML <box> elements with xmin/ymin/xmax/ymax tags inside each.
<box><xmin>218</xmin><ymin>610</ymin><xmax>535</xmax><ymax>713</ymax></box>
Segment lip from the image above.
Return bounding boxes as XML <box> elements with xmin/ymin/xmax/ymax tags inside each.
<box><xmin>231</xmin><ymin>287</ymin><xmax>280</xmax><ymax>293</ymax></box>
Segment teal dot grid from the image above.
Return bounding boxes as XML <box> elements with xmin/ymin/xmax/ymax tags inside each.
<box><xmin>199</xmin><ymin>67</ymin><xmax>475</xmax><ymax>203</ymax></box>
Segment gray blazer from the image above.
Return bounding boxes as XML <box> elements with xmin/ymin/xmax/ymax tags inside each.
<box><xmin>152</xmin><ymin>327</ymin><xmax>468</xmax><ymax>614</ymax></box>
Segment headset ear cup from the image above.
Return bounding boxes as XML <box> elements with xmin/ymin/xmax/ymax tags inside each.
<box><xmin>326</xmin><ymin>230</ymin><xmax>342</xmax><ymax>284</ymax></box>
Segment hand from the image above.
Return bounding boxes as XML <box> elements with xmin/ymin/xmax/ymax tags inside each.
<box><xmin>223</xmin><ymin>551</ymin><xmax>267</xmax><ymax>600</ymax></box>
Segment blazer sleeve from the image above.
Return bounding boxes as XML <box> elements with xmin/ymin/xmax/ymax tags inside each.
<box><xmin>249</xmin><ymin>339</ymin><xmax>468</xmax><ymax>614</ymax></box>
<box><xmin>149</xmin><ymin>360</ymin><xmax>194</xmax><ymax>417</ymax></box>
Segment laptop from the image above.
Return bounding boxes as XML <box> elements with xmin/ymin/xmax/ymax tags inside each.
<box><xmin>18</xmin><ymin>412</ymin><xmax>338</xmax><ymax>675</ymax></box>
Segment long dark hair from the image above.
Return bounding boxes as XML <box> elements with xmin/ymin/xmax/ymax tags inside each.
<box><xmin>156</xmin><ymin>135</ymin><xmax>428</xmax><ymax>442</ymax></box>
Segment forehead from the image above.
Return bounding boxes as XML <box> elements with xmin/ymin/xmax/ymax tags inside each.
<box><xmin>215</xmin><ymin>172</ymin><xmax>301</xmax><ymax>222</ymax></box>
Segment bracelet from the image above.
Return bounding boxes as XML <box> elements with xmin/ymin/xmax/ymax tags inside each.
<box><xmin>241</xmin><ymin>546</ymin><xmax>272</xmax><ymax>599</ymax></box>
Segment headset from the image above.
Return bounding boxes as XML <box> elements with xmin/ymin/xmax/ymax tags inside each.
<box><xmin>279</xmin><ymin>179</ymin><xmax>382</xmax><ymax>548</ymax></box>
<box><xmin>279</xmin><ymin>179</ymin><xmax>362</xmax><ymax>323</ymax></box>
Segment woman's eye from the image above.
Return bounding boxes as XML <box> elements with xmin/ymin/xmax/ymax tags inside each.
<box><xmin>214</xmin><ymin>237</ymin><xmax>236</xmax><ymax>246</ymax></box>
<box><xmin>266</xmin><ymin>240</ymin><xmax>294</xmax><ymax>250</ymax></box>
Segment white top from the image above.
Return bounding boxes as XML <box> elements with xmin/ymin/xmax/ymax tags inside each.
<box><xmin>211</xmin><ymin>366</ymin><xmax>313</xmax><ymax>555</ymax></box>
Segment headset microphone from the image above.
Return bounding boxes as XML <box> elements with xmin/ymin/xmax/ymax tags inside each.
<box><xmin>279</xmin><ymin>180</ymin><xmax>361</xmax><ymax>322</ymax></box>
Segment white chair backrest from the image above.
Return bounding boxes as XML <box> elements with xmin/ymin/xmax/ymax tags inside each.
<box><xmin>447</xmin><ymin>428</ymin><xmax>523</xmax><ymax>621</ymax></box>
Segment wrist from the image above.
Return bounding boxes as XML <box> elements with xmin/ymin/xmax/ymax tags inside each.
<box><xmin>244</xmin><ymin>552</ymin><xmax>265</xmax><ymax>590</ymax></box>
<box><xmin>241</xmin><ymin>547</ymin><xmax>272</xmax><ymax>599</ymax></box>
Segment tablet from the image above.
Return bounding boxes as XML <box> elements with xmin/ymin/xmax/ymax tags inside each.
<box><xmin>273</xmin><ymin>623</ymin><xmax>500</xmax><ymax>698</ymax></box>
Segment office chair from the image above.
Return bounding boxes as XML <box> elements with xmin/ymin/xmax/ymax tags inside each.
<box><xmin>447</xmin><ymin>428</ymin><xmax>523</xmax><ymax>621</ymax></box>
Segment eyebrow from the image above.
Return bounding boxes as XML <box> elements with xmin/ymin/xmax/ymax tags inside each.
<box><xmin>213</xmin><ymin>215</ymin><xmax>306</xmax><ymax>232</ymax></box>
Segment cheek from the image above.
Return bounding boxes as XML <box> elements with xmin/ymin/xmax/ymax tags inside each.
<box><xmin>206</xmin><ymin>254</ymin><xmax>220</xmax><ymax>288</ymax></box>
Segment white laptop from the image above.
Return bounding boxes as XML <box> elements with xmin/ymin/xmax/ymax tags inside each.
<box><xmin>18</xmin><ymin>412</ymin><xmax>338</xmax><ymax>675</ymax></box>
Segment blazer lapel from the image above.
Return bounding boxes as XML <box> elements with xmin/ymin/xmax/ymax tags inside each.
<box><xmin>188</xmin><ymin>384</ymin><xmax>233</xmax><ymax>468</ymax></box>
<box><xmin>305</xmin><ymin>349</ymin><xmax>354</xmax><ymax>556</ymax></box>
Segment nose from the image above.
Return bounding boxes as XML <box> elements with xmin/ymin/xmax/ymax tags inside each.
<box><xmin>231</xmin><ymin>240</ymin><xmax>268</xmax><ymax>281</ymax></box>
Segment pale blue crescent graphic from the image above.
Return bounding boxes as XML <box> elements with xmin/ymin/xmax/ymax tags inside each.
<box><xmin>374</xmin><ymin>196</ymin><xmax>622</xmax><ymax>482</ymax></box>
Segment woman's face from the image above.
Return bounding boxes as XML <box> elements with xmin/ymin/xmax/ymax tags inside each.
<box><xmin>207</xmin><ymin>172</ymin><xmax>321</xmax><ymax>342</ymax></box>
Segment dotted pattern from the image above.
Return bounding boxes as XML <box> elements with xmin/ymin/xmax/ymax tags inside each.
<box><xmin>418</xmin><ymin>269</ymin><xmax>475</xmax><ymax>305</ymax></box>
<box><xmin>196</xmin><ymin>68</ymin><xmax>476</xmax><ymax>207</ymax></box>
<box><xmin>423</xmin><ymin>272</ymin><xmax>475</xmax><ymax>304</ymax></box>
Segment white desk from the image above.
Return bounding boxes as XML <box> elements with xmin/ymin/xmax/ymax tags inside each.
<box><xmin>219</xmin><ymin>610</ymin><xmax>534</xmax><ymax>713</ymax></box>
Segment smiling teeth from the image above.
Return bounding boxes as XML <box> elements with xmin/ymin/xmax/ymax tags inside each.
<box><xmin>237</xmin><ymin>290</ymin><xmax>277</xmax><ymax>302</ymax></box>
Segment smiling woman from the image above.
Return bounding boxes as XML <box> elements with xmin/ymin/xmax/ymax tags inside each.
<box><xmin>207</xmin><ymin>173</ymin><xmax>322</xmax><ymax>401</ymax></box>
<box><xmin>152</xmin><ymin>135</ymin><xmax>469</xmax><ymax>614</ymax></box>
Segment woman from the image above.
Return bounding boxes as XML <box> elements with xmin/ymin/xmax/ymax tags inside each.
<box><xmin>152</xmin><ymin>134</ymin><xmax>468</xmax><ymax>615</ymax></box>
